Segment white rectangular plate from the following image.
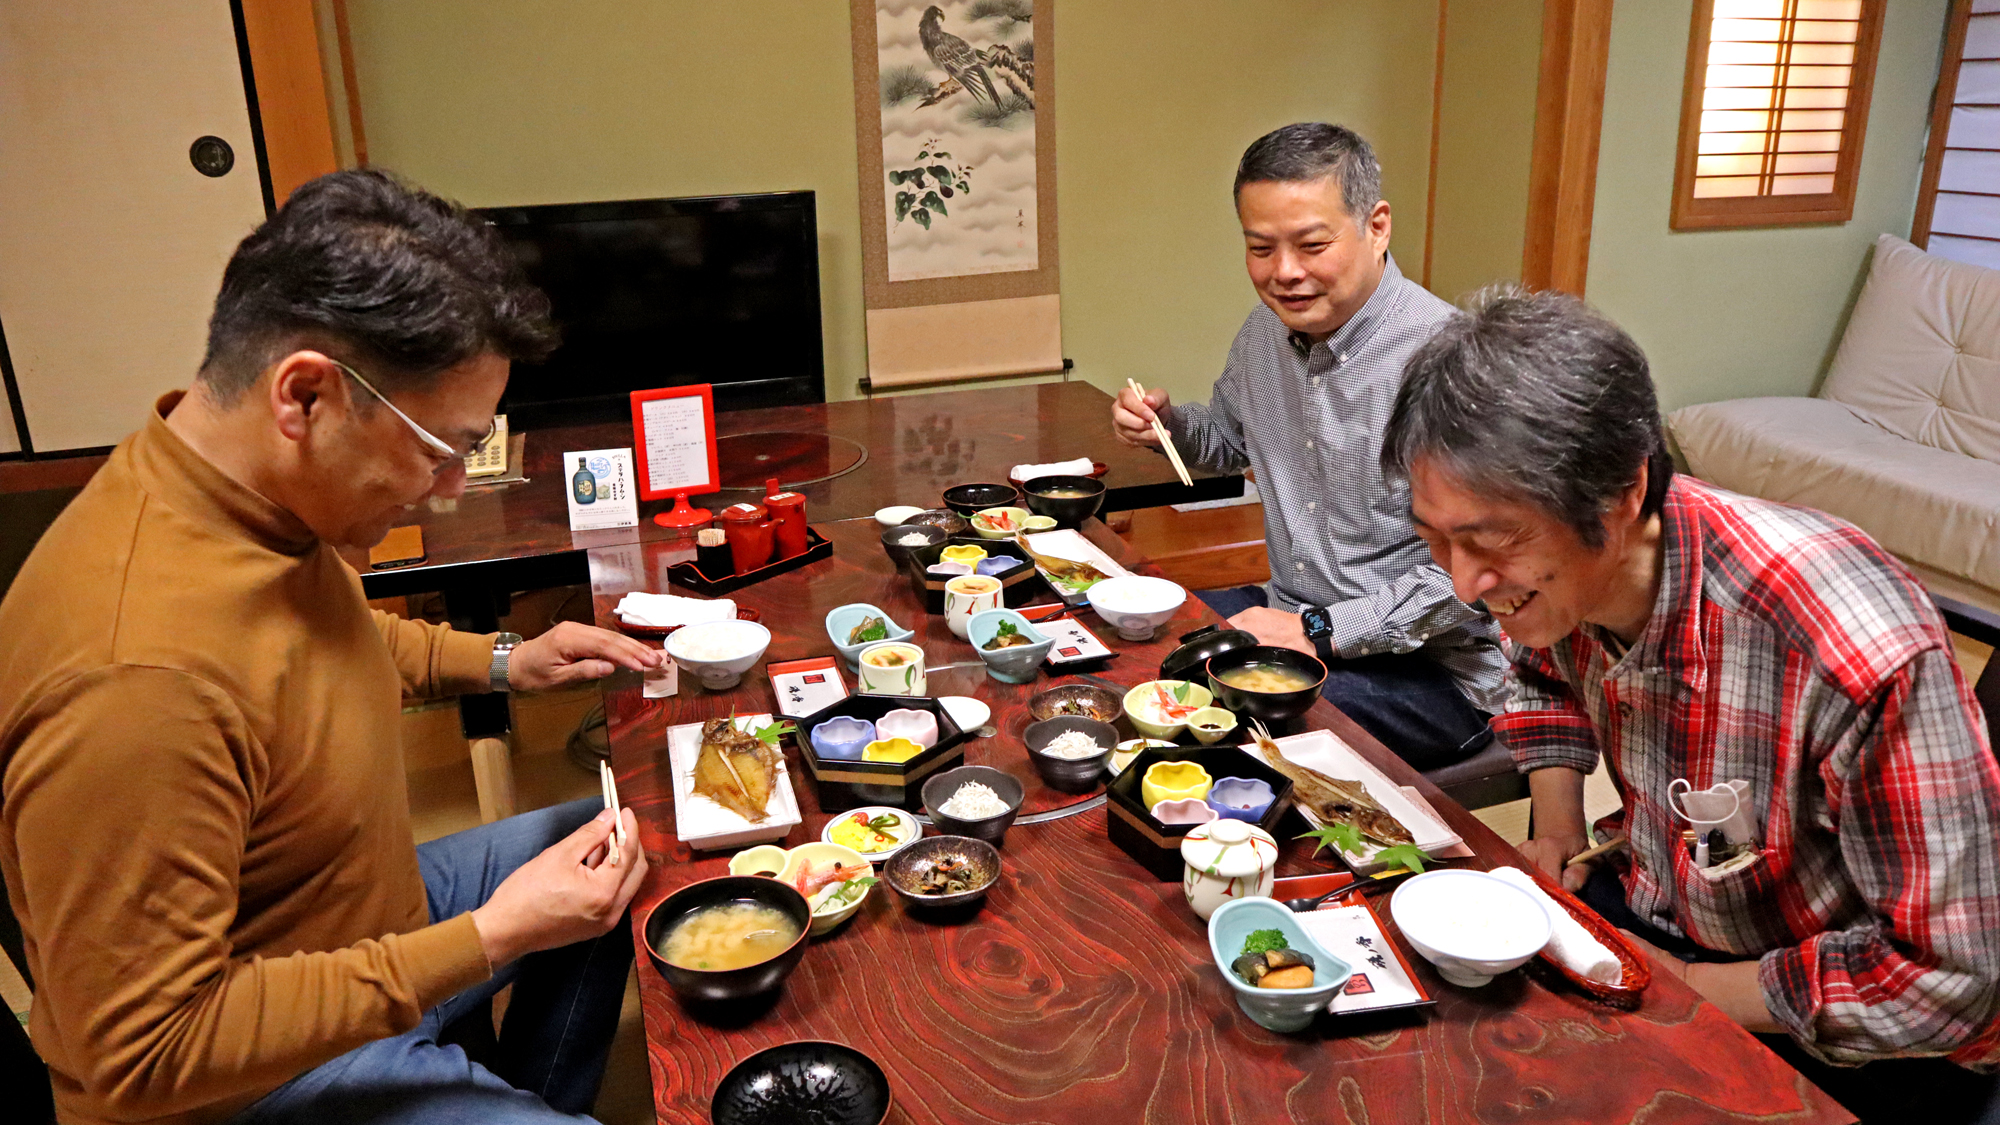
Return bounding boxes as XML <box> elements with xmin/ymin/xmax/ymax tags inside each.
<box><xmin>1240</xmin><ymin>729</ymin><xmax>1462</xmax><ymax>872</ymax></box>
<box><xmin>668</xmin><ymin>713</ymin><xmax>802</xmax><ymax>851</ymax></box>
<box><xmin>1021</xmin><ymin>529</ymin><xmax>1132</xmax><ymax>602</ymax></box>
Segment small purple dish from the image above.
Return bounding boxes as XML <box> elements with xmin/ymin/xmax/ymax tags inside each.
<box><xmin>1205</xmin><ymin>776</ymin><xmax>1276</xmax><ymax>823</ymax></box>
<box><xmin>811</xmin><ymin>715</ymin><xmax>877</xmax><ymax>761</ymax></box>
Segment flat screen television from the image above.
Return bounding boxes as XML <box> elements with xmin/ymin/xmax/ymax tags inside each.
<box><xmin>476</xmin><ymin>191</ymin><xmax>824</xmax><ymax>428</ymax></box>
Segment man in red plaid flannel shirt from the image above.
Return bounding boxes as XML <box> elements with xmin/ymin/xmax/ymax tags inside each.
<box><xmin>1381</xmin><ymin>286</ymin><xmax>2000</xmax><ymax>1121</ymax></box>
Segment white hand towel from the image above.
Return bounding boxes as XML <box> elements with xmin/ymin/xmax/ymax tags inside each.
<box><xmin>614</xmin><ymin>593</ymin><xmax>736</xmax><ymax>628</ymax></box>
<box><xmin>1489</xmin><ymin>866</ymin><xmax>1623</xmax><ymax>985</ymax></box>
<box><xmin>1010</xmin><ymin>457</ymin><xmax>1095</xmax><ymax>483</ymax></box>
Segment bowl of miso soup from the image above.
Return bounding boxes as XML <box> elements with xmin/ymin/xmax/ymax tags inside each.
<box><xmin>645</xmin><ymin>875</ymin><xmax>812</xmax><ymax>1004</ymax></box>
<box><xmin>1020</xmin><ymin>474</ymin><xmax>1107</xmax><ymax>528</ymax></box>
<box><xmin>1205</xmin><ymin>645</ymin><xmax>1328</xmax><ymax>727</ymax></box>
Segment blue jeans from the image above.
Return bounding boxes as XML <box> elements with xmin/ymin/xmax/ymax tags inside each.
<box><xmin>229</xmin><ymin>798</ymin><xmax>632</xmax><ymax>1125</ymax></box>
<box><xmin>1196</xmin><ymin>585</ymin><xmax>1494</xmax><ymax>771</ymax></box>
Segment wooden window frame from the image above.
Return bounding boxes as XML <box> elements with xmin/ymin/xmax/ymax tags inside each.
<box><xmin>1669</xmin><ymin>0</ymin><xmax>1886</xmax><ymax>231</ymax></box>
<box><xmin>1911</xmin><ymin>0</ymin><xmax>1974</xmax><ymax>248</ymax></box>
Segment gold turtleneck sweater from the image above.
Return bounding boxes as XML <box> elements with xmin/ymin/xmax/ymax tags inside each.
<box><xmin>0</xmin><ymin>394</ymin><xmax>497</xmax><ymax>1125</ymax></box>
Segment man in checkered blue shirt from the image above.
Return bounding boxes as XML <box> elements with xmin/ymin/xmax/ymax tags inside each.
<box><xmin>1383</xmin><ymin>285</ymin><xmax>2000</xmax><ymax>1123</ymax></box>
<box><xmin>1112</xmin><ymin>123</ymin><xmax>1503</xmax><ymax>771</ymax></box>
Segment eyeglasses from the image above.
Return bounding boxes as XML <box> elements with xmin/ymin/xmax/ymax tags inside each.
<box><xmin>332</xmin><ymin>359</ymin><xmax>495</xmax><ymax>473</ymax></box>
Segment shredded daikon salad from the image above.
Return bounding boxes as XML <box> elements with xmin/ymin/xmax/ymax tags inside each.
<box><xmin>939</xmin><ymin>781</ymin><xmax>1010</xmax><ymax>819</ymax></box>
<box><xmin>1041</xmin><ymin>730</ymin><xmax>1106</xmax><ymax>759</ymax></box>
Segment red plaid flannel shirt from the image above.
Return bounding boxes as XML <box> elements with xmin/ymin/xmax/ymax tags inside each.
<box><xmin>1493</xmin><ymin>478</ymin><xmax>2000</xmax><ymax>1067</ymax></box>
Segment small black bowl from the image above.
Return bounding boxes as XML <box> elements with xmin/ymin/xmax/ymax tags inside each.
<box><xmin>922</xmin><ymin>765</ymin><xmax>1025</xmax><ymax>847</ymax></box>
<box><xmin>881</xmin><ymin>522</ymin><xmax>948</xmax><ymax>565</ymax></box>
<box><xmin>883</xmin><ymin>834</ymin><xmax>1001</xmax><ymax>910</ymax></box>
<box><xmin>1020</xmin><ymin>474</ymin><xmax>1107</xmax><ymax>529</ymax></box>
<box><xmin>643</xmin><ymin>876</ymin><xmax>811</xmax><ymax>1005</ymax></box>
<box><xmin>711</xmin><ymin>1040</ymin><xmax>891</xmax><ymax>1125</ymax></box>
<box><xmin>941</xmin><ymin>482</ymin><xmax>1021</xmax><ymax>517</ymax></box>
<box><xmin>903</xmin><ymin>507</ymin><xmax>970</xmax><ymax>536</ymax></box>
<box><xmin>1023</xmin><ymin>715</ymin><xmax>1118</xmax><ymax>792</ymax></box>
<box><xmin>1205</xmin><ymin>645</ymin><xmax>1328</xmax><ymax>730</ymax></box>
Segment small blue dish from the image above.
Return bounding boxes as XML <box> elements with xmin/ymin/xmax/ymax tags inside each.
<box><xmin>966</xmin><ymin>608</ymin><xmax>1055</xmax><ymax>684</ymax></box>
<box><xmin>824</xmin><ymin>603</ymin><xmax>915</xmax><ymax>671</ymax></box>
<box><xmin>811</xmin><ymin>716</ymin><xmax>877</xmax><ymax>760</ymax></box>
<box><xmin>1208</xmin><ymin>897</ymin><xmax>1352</xmax><ymax>1032</ymax></box>
<box><xmin>973</xmin><ymin>556</ymin><xmax>1017</xmax><ymax>577</ymax></box>
<box><xmin>1206</xmin><ymin>776</ymin><xmax>1276</xmax><ymax>823</ymax></box>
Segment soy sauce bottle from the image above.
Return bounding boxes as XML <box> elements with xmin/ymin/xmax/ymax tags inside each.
<box><xmin>571</xmin><ymin>458</ymin><xmax>596</xmax><ymax>505</ymax></box>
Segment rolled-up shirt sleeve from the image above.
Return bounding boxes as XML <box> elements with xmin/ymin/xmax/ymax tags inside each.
<box><xmin>1491</xmin><ymin>643</ymin><xmax>1601</xmax><ymax>776</ymax></box>
<box><xmin>1317</xmin><ymin>563</ymin><xmax>1491</xmax><ymax>661</ymax></box>
<box><xmin>1160</xmin><ymin>335</ymin><xmax>1252</xmax><ymax>477</ymax></box>
<box><xmin>1759</xmin><ymin>647</ymin><xmax>2000</xmax><ymax>1066</ymax></box>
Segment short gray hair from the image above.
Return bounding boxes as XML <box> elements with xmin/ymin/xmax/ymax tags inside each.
<box><xmin>1233</xmin><ymin>123</ymin><xmax>1382</xmax><ymax>225</ymax></box>
<box><xmin>1380</xmin><ymin>285</ymin><xmax>1674</xmax><ymax>548</ymax></box>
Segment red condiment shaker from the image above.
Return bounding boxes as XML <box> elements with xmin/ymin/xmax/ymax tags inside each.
<box><xmin>764</xmin><ymin>477</ymin><xmax>809</xmax><ymax>560</ymax></box>
<box><xmin>717</xmin><ymin>501</ymin><xmax>774</xmax><ymax>573</ymax></box>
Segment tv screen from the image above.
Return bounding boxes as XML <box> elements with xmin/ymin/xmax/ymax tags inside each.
<box><xmin>477</xmin><ymin>191</ymin><xmax>824</xmax><ymax>428</ymax></box>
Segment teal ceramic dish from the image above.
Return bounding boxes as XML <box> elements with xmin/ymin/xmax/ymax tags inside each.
<box><xmin>966</xmin><ymin>608</ymin><xmax>1054</xmax><ymax>684</ymax></box>
<box><xmin>1207</xmin><ymin>897</ymin><xmax>1352</xmax><ymax>1032</ymax></box>
<box><xmin>825</xmin><ymin>603</ymin><xmax>915</xmax><ymax>671</ymax></box>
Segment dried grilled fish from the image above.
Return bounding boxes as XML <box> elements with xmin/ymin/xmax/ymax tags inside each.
<box><xmin>1248</xmin><ymin>720</ymin><xmax>1413</xmax><ymax>847</ymax></box>
<box><xmin>691</xmin><ymin>718</ymin><xmax>777</xmax><ymax>822</ymax></box>
<box><xmin>1012</xmin><ymin>535</ymin><xmax>1111</xmax><ymax>586</ymax></box>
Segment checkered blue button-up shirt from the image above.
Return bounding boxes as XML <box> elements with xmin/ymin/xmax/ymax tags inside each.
<box><xmin>1161</xmin><ymin>254</ymin><xmax>1505</xmax><ymax>712</ymax></box>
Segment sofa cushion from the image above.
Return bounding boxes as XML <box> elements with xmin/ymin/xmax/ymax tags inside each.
<box><xmin>1669</xmin><ymin>396</ymin><xmax>2000</xmax><ymax>597</ymax></box>
<box><xmin>1818</xmin><ymin>234</ymin><xmax>2000</xmax><ymax>463</ymax></box>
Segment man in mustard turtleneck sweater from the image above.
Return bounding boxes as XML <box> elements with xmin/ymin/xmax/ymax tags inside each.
<box><xmin>0</xmin><ymin>171</ymin><xmax>666</xmax><ymax>1124</ymax></box>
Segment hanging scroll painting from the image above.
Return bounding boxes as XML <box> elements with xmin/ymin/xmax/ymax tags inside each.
<box><xmin>875</xmin><ymin>0</ymin><xmax>1038</xmax><ymax>282</ymax></box>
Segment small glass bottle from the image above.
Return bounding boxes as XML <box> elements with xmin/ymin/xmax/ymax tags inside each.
<box><xmin>571</xmin><ymin>458</ymin><xmax>596</xmax><ymax>505</ymax></box>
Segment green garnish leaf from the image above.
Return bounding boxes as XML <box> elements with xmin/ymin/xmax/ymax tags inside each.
<box><xmin>995</xmin><ymin>619</ymin><xmax>1020</xmax><ymax>639</ymax></box>
<box><xmin>1373</xmin><ymin>844</ymin><xmax>1433</xmax><ymax>876</ymax></box>
<box><xmin>1173</xmin><ymin>682</ymin><xmax>1190</xmax><ymax>703</ymax></box>
<box><xmin>862</xmin><ymin>813</ymin><xmax>901</xmax><ymax>833</ymax></box>
<box><xmin>1240</xmin><ymin>928</ymin><xmax>1290</xmax><ymax>956</ymax></box>
<box><xmin>1298</xmin><ymin>822</ymin><xmax>1366</xmax><ymax>857</ymax></box>
<box><xmin>753</xmin><ymin>721</ymin><xmax>796</xmax><ymax>745</ymax></box>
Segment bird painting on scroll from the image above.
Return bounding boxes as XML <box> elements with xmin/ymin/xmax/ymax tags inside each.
<box><xmin>877</xmin><ymin>0</ymin><xmax>1037</xmax><ymax>282</ymax></box>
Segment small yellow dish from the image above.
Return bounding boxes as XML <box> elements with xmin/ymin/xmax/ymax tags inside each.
<box><xmin>1186</xmin><ymin>706</ymin><xmax>1237</xmax><ymax>744</ymax></box>
<box><xmin>862</xmin><ymin>737</ymin><xmax>924</xmax><ymax>763</ymax></box>
<box><xmin>1141</xmin><ymin>760</ymin><xmax>1213</xmax><ymax>809</ymax></box>
<box><xmin>940</xmin><ymin>544</ymin><xmax>988</xmax><ymax>565</ymax></box>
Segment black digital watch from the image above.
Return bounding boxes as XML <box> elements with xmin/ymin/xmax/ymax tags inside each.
<box><xmin>1300</xmin><ymin>605</ymin><xmax>1335</xmax><ymax>663</ymax></box>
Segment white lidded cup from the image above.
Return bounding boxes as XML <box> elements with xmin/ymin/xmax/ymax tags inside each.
<box><xmin>856</xmin><ymin>641</ymin><xmax>926</xmax><ymax>696</ymax></box>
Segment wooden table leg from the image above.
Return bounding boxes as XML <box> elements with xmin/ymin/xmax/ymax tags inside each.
<box><xmin>468</xmin><ymin>736</ymin><xmax>517</xmax><ymax>823</ymax></box>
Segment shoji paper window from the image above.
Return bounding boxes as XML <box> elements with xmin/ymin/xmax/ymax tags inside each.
<box><xmin>1915</xmin><ymin>0</ymin><xmax>2000</xmax><ymax>269</ymax></box>
<box><xmin>1670</xmin><ymin>0</ymin><xmax>1885</xmax><ymax>229</ymax></box>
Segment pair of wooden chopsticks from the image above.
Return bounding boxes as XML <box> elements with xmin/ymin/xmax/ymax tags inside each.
<box><xmin>598</xmin><ymin>760</ymin><xmax>627</xmax><ymax>866</ymax></box>
<box><xmin>1127</xmin><ymin>378</ymin><xmax>1193</xmax><ymax>487</ymax></box>
<box><xmin>1566</xmin><ymin>834</ymin><xmax>1628</xmax><ymax>867</ymax></box>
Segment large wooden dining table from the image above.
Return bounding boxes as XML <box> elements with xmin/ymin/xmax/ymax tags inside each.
<box><xmin>598</xmin><ymin>518</ymin><xmax>1852</xmax><ymax>1125</ymax></box>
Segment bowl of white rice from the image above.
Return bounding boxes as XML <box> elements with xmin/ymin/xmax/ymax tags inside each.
<box><xmin>921</xmin><ymin>766</ymin><xmax>1026</xmax><ymax>847</ymax></box>
<box><xmin>664</xmin><ymin>619</ymin><xmax>773</xmax><ymax>691</ymax></box>
<box><xmin>1023</xmin><ymin>716</ymin><xmax>1118</xmax><ymax>792</ymax></box>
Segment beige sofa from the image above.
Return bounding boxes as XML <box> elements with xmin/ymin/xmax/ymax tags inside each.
<box><xmin>1668</xmin><ymin>234</ymin><xmax>2000</xmax><ymax>617</ymax></box>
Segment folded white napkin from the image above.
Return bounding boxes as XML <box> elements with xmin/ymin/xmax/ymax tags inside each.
<box><xmin>1489</xmin><ymin>866</ymin><xmax>1623</xmax><ymax>985</ymax></box>
<box><xmin>1010</xmin><ymin>457</ymin><xmax>1095</xmax><ymax>483</ymax></box>
<box><xmin>614</xmin><ymin>593</ymin><xmax>736</xmax><ymax>628</ymax></box>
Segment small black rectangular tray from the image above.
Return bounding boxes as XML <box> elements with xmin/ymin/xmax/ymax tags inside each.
<box><xmin>791</xmin><ymin>693</ymin><xmax>968</xmax><ymax>812</ymax></box>
<box><xmin>1105</xmin><ymin>744</ymin><xmax>1297</xmax><ymax>882</ymax></box>
<box><xmin>668</xmin><ymin>527</ymin><xmax>832</xmax><ymax>596</ymax></box>
<box><xmin>900</xmin><ymin>536</ymin><xmax>1048</xmax><ymax>613</ymax></box>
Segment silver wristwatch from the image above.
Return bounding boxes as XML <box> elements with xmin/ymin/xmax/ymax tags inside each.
<box><xmin>489</xmin><ymin>632</ymin><xmax>523</xmax><ymax>692</ymax></box>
